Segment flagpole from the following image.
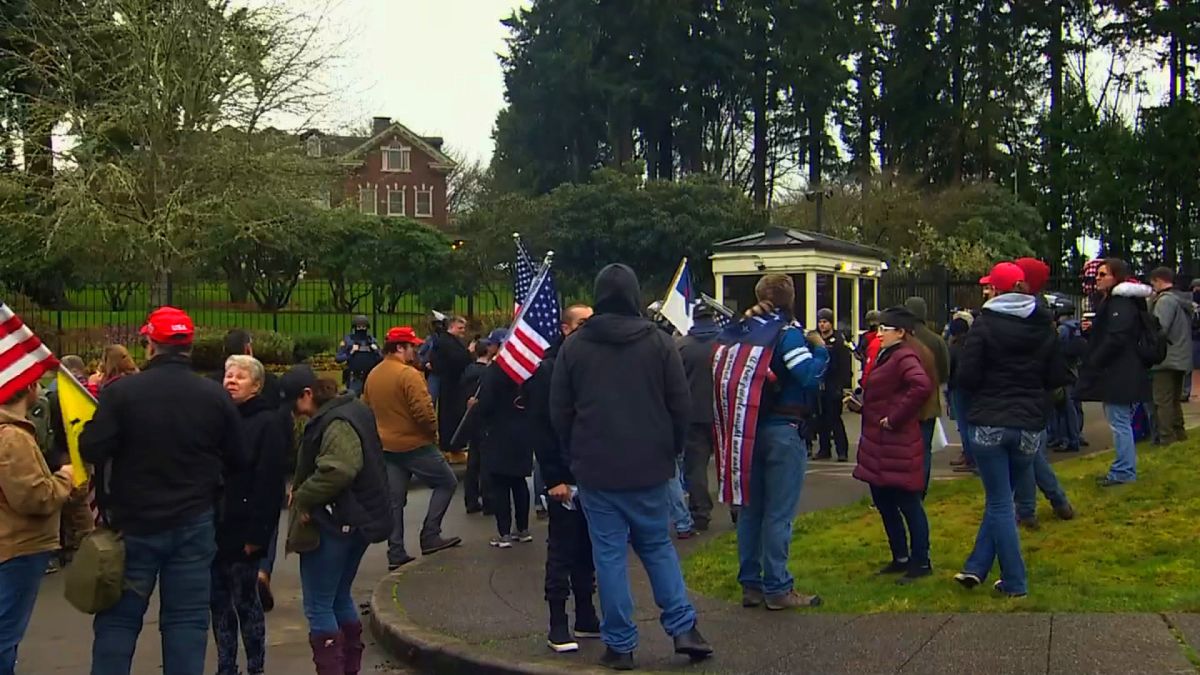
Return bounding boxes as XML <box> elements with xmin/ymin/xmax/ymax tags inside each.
<box><xmin>661</xmin><ymin>257</ymin><xmax>689</xmax><ymax>308</ymax></box>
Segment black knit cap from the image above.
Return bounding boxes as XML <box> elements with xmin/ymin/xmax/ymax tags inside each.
<box><xmin>878</xmin><ymin>306</ymin><xmax>917</xmax><ymax>332</ymax></box>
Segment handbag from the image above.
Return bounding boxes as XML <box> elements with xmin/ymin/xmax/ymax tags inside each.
<box><xmin>64</xmin><ymin>466</ymin><xmax>125</xmax><ymax>614</ymax></box>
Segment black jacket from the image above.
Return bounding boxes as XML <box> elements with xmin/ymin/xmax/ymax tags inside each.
<box><xmin>298</xmin><ymin>396</ymin><xmax>392</xmax><ymax>543</ymax></box>
<box><xmin>955</xmin><ymin>293</ymin><xmax>1069</xmax><ymax>430</ymax></box>
<box><xmin>474</xmin><ymin>363</ymin><xmax>534</xmax><ymax>478</ymax></box>
<box><xmin>550</xmin><ymin>264</ymin><xmax>691</xmax><ymax>492</ymax></box>
<box><xmin>431</xmin><ymin>331</ymin><xmax>472</xmax><ymax>450</ymax></box>
<box><xmin>822</xmin><ymin>331</ymin><xmax>854</xmax><ymax>392</ymax></box>
<box><xmin>217</xmin><ymin>395</ymin><xmax>288</xmax><ymax>559</ymax></box>
<box><xmin>1076</xmin><ymin>283</ymin><xmax>1153</xmax><ymax>404</ymax></box>
<box><xmin>80</xmin><ymin>354</ymin><xmax>246</xmax><ymax>535</ymax></box>
<box><xmin>528</xmin><ymin>340</ymin><xmax>573</xmax><ymax>489</ymax></box>
<box><xmin>677</xmin><ymin>318</ymin><xmax>721</xmax><ymax>426</ymax></box>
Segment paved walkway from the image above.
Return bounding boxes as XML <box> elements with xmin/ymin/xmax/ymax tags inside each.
<box><xmin>370</xmin><ymin>402</ymin><xmax>1200</xmax><ymax>674</ymax></box>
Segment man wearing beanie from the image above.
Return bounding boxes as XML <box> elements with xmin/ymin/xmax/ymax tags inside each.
<box><xmin>1010</xmin><ymin>257</ymin><xmax>1075</xmax><ymax>527</ymax></box>
<box><xmin>81</xmin><ymin>307</ymin><xmax>247</xmax><ymax>673</ymax></box>
<box><xmin>551</xmin><ymin>264</ymin><xmax>711</xmax><ymax>669</ymax></box>
<box><xmin>815</xmin><ymin>308</ymin><xmax>852</xmax><ymax>461</ymax></box>
<box><xmin>903</xmin><ymin>297</ymin><xmax>950</xmax><ymax>491</ymax></box>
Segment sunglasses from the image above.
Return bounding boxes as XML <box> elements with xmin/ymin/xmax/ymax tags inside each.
<box><xmin>877</xmin><ymin>325</ymin><xmax>902</xmax><ymax>333</ymax></box>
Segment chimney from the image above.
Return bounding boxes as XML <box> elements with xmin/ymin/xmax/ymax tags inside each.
<box><xmin>371</xmin><ymin>116</ymin><xmax>391</xmax><ymax>136</ymax></box>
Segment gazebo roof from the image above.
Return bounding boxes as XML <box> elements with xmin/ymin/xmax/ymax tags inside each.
<box><xmin>713</xmin><ymin>226</ymin><xmax>885</xmax><ymax>260</ymax></box>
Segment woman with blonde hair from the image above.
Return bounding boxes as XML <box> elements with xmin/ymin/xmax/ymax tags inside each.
<box><xmin>98</xmin><ymin>345</ymin><xmax>139</xmax><ymax>390</ymax></box>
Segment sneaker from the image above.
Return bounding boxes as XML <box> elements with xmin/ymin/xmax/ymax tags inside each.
<box><xmin>535</xmin><ymin>508</ymin><xmax>549</xmax><ymax>521</ymax></box>
<box><xmin>954</xmin><ymin>572</ymin><xmax>982</xmax><ymax>590</ymax></box>
<box><xmin>547</xmin><ymin>622</ymin><xmax>579</xmax><ymax>653</ymax></box>
<box><xmin>676</xmin><ymin>529</ymin><xmax>697</xmax><ymax>540</ymax></box>
<box><xmin>1053</xmin><ymin>445</ymin><xmax>1080</xmax><ymax>453</ymax></box>
<box><xmin>673</xmin><ymin>625</ymin><xmax>714</xmax><ymax>661</ymax></box>
<box><xmin>599</xmin><ymin>647</ymin><xmax>635</xmax><ymax>670</ymax></box>
<box><xmin>516</xmin><ymin>531</ymin><xmax>534</xmax><ymax>543</ymax></box>
<box><xmin>877</xmin><ymin>559</ymin><xmax>909</xmax><ymax>575</ymax></box>
<box><xmin>1053</xmin><ymin>503</ymin><xmax>1076</xmax><ymax>520</ymax></box>
<box><xmin>44</xmin><ymin>558</ymin><xmax>61</xmax><ymax>575</ymax></box>
<box><xmin>993</xmin><ymin>579</ymin><xmax>1027</xmax><ymax>598</ymax></box>
<box><xmin>489</xmin><ymin>535</ymin><xmax>514</xmax><ymax>549</ymax></box>
<box><xmin>896</xmin><ymin>564</ymin><xmax>932</xmax><ymax>585</ymax></box>
<box><xmin>574</xmin><ymin>613</ymin><xmax>602</xmax><ymax>639</ymax></box>
<box><xmin>420</xmin><ymin>536</ymin><xmax>463</xmax><ymax>556</ymax></box>
<box><xmin>765</xmin><ymin>590</ymin><xmax>822</xmax><ymax>610</ymax></box>
<box><xmin>952</xmin><ymin>463</ymin><xmax>978</xmax><ymax>473</ymax></box>
<box><xmin>949</xmin><ymin>453</ymin><xmax>968</xmax><ymax>466</ymax></box>
<box><xmin>837</xmin><ymin>456</ymin><xmax>848</xmax><ymax>463</ymax></box>
<box><xmin>742</xmin><ymin>587</ymin><xmax>764</xmax><ymax>608</ymax></box>
<box><xmin>1096</xmin><ymin>476</ymin><xmax>1131</xmax><ymax>488</ymax></box>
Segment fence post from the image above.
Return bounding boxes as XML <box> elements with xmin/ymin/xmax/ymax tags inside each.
<box><xmin>166</xmin><ymin>273</ymin><xmax>174</xmax><ymax>306</ymax></box>
<box><xmin>272</xmin><ymin>310</ymin><xmax>279</xmax><ymax>334</ymax></box>
<box><xmin>940</xmin><ymin>267</ymin><xmax>952</xmax><ymax>324</ymax></box>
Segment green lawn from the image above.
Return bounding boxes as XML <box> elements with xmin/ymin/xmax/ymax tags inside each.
<box><xmin>683</xmin><ymin>437</ymin><xmax>1200</xmax><ymax>613</ymax></box>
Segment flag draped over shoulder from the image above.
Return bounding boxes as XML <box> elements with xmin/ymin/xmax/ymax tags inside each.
<box><xmin>0</xmin><ymin>302</ymin><xmax>59</xmax><ymax>403</ymax></box>
<box><xmin>711</xmin><ymin>312</ymin><xmax>786</xmax><ymax>507</ymax></box>
<box><xmin>55</xmin><ymin>370</ymin><xmax>96</xmax><ymax>487</ymax></box>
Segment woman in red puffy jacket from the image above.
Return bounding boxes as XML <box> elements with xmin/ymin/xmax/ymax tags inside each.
<box><xmin>852</xmin><ymin>306</ymin><xmax>934</xmax><ymax>583</ymax></box>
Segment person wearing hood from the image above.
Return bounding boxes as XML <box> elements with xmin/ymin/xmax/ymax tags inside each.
<box><xmin>335</xmin><ymin>315</ymin><xmax>382</xmax><ymax>396</ymax></box>
<box><xmin>857</xmin><ymin>309</ymin><xmax>883</xmax><ymax>382</ymax></box>
<box><xmin>1010</xmin><ymin>257</ymin><xmax>1076</xmax><ymax>529</ymax></box>
<box><xmin>527</xmin><ymin>304</ymin><xmax>599</xmax><ymax>654</ymax></box>
<box><xmin>550</xmin><ymin>264</ymin><xmax>711</xmax><ymax>670</ymax></box>
<box><xmin>853</xmin><ymin>306</ymin><xmax>934</xmax><ymax>583</ymax></box>
<box><xmin>1147</xmin><ymin>267</ymin><xmax>1193</xmax><ymax>445</ymax></box>
<box><xmin>211</xmin><ymin>355</ymin><xmax>287</xmax><ymax>675</ymax></box>
<box><xmin>952</xmin><ymin>263</ymin><xmax>1070</xmax><ymax>598</ymax></box>
<box><xmin>814</xmin><ymin>308</ymin><xmax>852</xmax><ymax>462</ymax></box>
<box><xmin>903</xmin><ymin>297</ymin><xmax>950</xmax><ymax>491</ymax></box>
<box><xmin>676</xmin><ymin>302</ymin><xmax>721</xmax><ymax>532</ymax></box>
<box><xmin>1076</xmin><ymin>258</ymin><xmax>1153</xmax><ymax>486</ymax></box>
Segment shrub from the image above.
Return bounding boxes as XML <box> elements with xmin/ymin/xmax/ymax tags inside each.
<box><xmin>191</xmin><ymin>328</ymin><xmax>295</xmax><ymax>371</ymax></box>
<box><xmin>292</xmin><ymin>333</ymin><xmax>337</xmax><ymax>363</ymax></box>
<box><xmin>250</xmin><ymin>330</ymin><xmax>296</xmax><ymax>366</ymax></box>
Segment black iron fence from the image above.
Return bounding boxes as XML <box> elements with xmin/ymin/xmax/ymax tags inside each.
<box><xmin>879</xmin><ymin>270</ymin><xmax>1090</xmax><ymax>327</ymax></box>
<box><xmin>4</xmin><ymin>278</ymin><xmax>516</xmax><ymax>359</ymax></box>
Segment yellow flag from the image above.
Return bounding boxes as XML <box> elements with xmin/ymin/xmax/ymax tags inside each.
<box><xmin>56</xmin><ymin>370</ymin><xmax>96</xmax><ymax>487</ymax></box>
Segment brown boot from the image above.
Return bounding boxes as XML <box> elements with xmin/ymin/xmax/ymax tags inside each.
<box><xmin>309</xmin><ymin>632</ymin><xmax>344</xmax><ymax>675</ymax></box>
<box><xmin>340</xmin><ymin>621</ymin><xmax>364</xmax><ymax>674</ymax></box>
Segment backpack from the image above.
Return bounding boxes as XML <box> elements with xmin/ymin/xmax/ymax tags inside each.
<box><xmin>64</xmin><ymin>526</ymin><xmax>125</xmax><ymax>614</ymax></box>
<box><xmin>1135</xmin><ymin>306</ymin><xmax>1168</xmax><ymax>367</ymax></box>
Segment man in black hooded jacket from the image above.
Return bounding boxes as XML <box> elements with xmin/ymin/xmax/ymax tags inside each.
<box><xmin>550</xmin><ymin>264</ymin><xmax>712</xmax><ymax>670</ymax></box>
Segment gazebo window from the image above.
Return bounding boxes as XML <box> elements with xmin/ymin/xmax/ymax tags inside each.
<box><xmin>837</xmin><ymin>277</ymin><xmax>854</xmax><ymax>331</ymax></box>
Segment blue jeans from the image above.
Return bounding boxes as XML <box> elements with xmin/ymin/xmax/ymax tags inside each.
<box><xmin>0</xmin><ymin>551</ymin><xmax>51</xmax><ymax>674</ymax></box>
<box><xmin>1014</xmin><ymin>436</ymin><xmax>1068</xmax><ymax>521</ymax></box>
<box><xmin>259</xmin><ymin>513</ymin><xmax>280</xmax><ymax>578</ymax></box>
<box><xmin>1054</xmin><ymin>390</ymin><xmax>1082</xmax><ymax>450</ymax></box>
<box><xmin>299</xmin><ymin>528</ymin><xmax>369</xmax><ymax>636</ymax></box>
<box><xmin>949</xmin><ymin>389</ymin><xmax>973</xmax><ymax>464</ymax></box>
<box><xmin>667</xmin><ymin>456</ymin><xmax>693</xmax><ymax>534</ymax></box>
<box><xmin>737</xmin><ymin>423</ymin><xmax>808</xmax><ymax>597</ymax></box>
<box><xmin>92</xmin><ymin>511</ymin><xmax>217</xmax><ymax>675</ymax></box>
<box><xmin>1104</xmin><ymin>403</ymin><xmax>1137</xmax><ymax>482</ymax></box>
<box><xmin>963</xmin><ymin>427</ymin><xmax>1039</xmax><ymax>595</ymax></box>
<box><xmin>869</xmin><ymin>486</ymin><xmax>929</xmax><ymax>567</ymax></box>
<box><xmin>578</xmin><ymin>483</ymin><xmax>696</xmax><ymax>654</ymax></box>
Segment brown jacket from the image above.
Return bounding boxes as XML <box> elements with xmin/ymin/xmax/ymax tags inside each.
<box><xmin>362</xmin><ymin>356</ymin><xmax>438</xmax><ymax>452</ymax></box>
<box><xmin>908</xmin><ymin>338</ymin><xmax>942</xmax><ymax>422</ymax></box>
<box><xmin>0</xmin><ymin>407</ymin><xmax>72</xmax><ymax>563</ymax></box>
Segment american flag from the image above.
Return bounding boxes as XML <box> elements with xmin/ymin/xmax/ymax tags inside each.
<box><xmin>711</xmin><ymin>312</ymin><xmax>788</xmax><ymax>506</ymax></box>
<box><xmin>0</xmin><ymin>302</ymin><xmax>59</xmax><ymax>403</ymax></box>
<box><xmin>513</xmin><ymin>237</ymin><xmax>536</xmax><ymax>313</ymax></box>
<box><xmin>495</xmin><ymin>261</ymin><xmax>561</xmax><ymax>384</ymax></box>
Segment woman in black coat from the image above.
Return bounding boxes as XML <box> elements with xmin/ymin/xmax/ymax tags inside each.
<box><xmin>473</xmin><ymin>362</ymin><xmax>534</xmax><ymax>548</ymax></box>
<box><xmin>212</xmin><ymin>355</ymin><xmax>288</xmax><ymax>675</ymax></box>
<box><xmin>1075</xmin><ymin>258</ymin><xmax>1153</xmax><ymax>485</ymax></box>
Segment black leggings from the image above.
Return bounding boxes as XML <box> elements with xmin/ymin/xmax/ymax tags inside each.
<box><xmin>489</xmin><ymin>473</ymin><xmax>530</xmax><ymax>536</ymax></box>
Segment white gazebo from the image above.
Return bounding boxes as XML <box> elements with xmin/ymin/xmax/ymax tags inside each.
<box><xmin>710</xmin><ymin>227</ymin><xmax>888</xmax><ymax>337</ymax></box>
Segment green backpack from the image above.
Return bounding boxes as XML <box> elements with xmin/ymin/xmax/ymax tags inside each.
<box><xmin>64</xmin><ymin>527</ymin><xmax>125</xmax><ymax>614</ymax></box>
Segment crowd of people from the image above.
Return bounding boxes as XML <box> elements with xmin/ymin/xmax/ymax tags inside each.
<box><xmin>0</xmin><ymin>253</ymin><xmax>1193</xmax><ymax>674</ymax></box>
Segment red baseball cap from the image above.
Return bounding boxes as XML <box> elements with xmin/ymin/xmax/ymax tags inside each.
<box><xmin>1013</xmin><ymin>257</ymin><xmax>1051</xmax><ymax>293</ymax></box>
<box><xmin>979</xmin><ymin>262</ymin><xmax>1026</xmax><ymax>293</ymax></box>
<box><xmin>140</xmin><ymin>306</ymin><xmax>195</xmax><ymax>345</ymax></box>
<box><xmin>385</xmin><ymin>326</ymin><xmax>424</xmax><ymax>346</ymax></box>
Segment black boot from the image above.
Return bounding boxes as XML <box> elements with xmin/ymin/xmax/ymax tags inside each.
<box><xmin>599</xmin><ymin>647</ymin><xmax>635</xmax><ymax>670</ymax></box>
<box><xmin>673</xmin><ymin>624</ymin><xmax>714</xmax><ymax>661</ymax></box>
<box><xmin>547</xmin><ymin>600</ymin><xmax>578</xmax><ymax>653</ymax></box>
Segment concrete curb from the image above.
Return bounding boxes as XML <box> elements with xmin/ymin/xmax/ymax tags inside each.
<box><xmin>368</xmin><ymin>563</ymin><xmax>608</xmax><ymax>675</ymax></box>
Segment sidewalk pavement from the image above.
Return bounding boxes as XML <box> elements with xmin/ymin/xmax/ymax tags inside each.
<box><xmin>369</xmin><ymin>401</ymin><xmax>1200</xmax><ymax>674</ymax></box>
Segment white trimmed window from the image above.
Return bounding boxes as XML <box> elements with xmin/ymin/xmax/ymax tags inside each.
<box><xmin>383</xmin><ymin>146</ymin><xmax>411</xmax><ymax>172</ymax></box>
<box><xmin>387</xmin><ymin>186</ymin><xmax>406</xmax><ymax>216</ymax></box>
<box><xmin>305</xmin><ymin>135</ymin><xmax>321</xmax><ymax>157</ymax></box>
<box><xmin>415</xmin><ymin>186</ymin><xmax>434</xmax><ymax>218</ymax></box>
<box><xmin>358</xmin><ymin>186</ymin><xmax>377</xmax><ymax>215</ymax></box>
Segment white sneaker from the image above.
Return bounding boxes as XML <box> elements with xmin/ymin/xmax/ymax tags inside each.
<box><xmin>489</xmin><ymin>535</ymin><xmax>514</xmax><ymax>549</ymax></box>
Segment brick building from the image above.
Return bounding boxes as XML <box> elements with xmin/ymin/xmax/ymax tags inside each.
<box><xmin>303</xmin><ymin>116</ymin><xmax>457</xmax><ymax>228</ymax></box>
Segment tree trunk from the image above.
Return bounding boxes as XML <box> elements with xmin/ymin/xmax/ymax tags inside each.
<box><xmin>977</xmin><ymin>0</ymin><xmax>994</xmax><ymax>180</ymax></box>
<box><xmin>949</xmin><ymin>0</ymin><xmax>966</xmax><ymax>184</ymax></box>
<box><xmin>657</xmin><ymin>114</ymin><xmax>675</xmax><ymax>181</ymax></box>
<box><xmin>751</xmin><ymin>55</ymin><xmax>769</xmax><ymax>208</ymax></box>
<box><xmin>809</xmin><ymin>98</ymin><xmax>825</xmax><ymax>232</ymax></box>
<box><xmin>857</xmin><ymin>0</ymin><xmax>875</xmax><ymax>182</ymax></box>
<box><xmin>1047</xmin><ymin>0</ymin><xmax>1065</xmax><ymax>273</ymax></box>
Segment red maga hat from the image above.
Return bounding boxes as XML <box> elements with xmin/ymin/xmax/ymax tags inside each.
<box><xmin>139</xmin><ymin>306</ymin><xmax>195</xmax><ymax>345</ymax></box>
<box><xmin>385</xmin><ymin>326</ymin><xmax>424</xmax><ymax>345</ymax></box>
<box><xmin>979</xmin><ymin>262</ymin><xmax>1026</xmax><ymax>293</ymax></box>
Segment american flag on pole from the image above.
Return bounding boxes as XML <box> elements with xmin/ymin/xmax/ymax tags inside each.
<box><xmin>495</xmin><ymin>260</ymin><xmax>561</xmax><ymax>384</ymax></box>
<box><xmin>711</xmin><ymin>312</ymin><xmax>787</xmax><ymax>506</ymax></box>
<box><xmin>513</xmin><ymin>237</ymin><xmax>536</xmax><ymax>314</ymax></box>
<box><xmin>0</xmin><ymin>303</ymin><xmax>59</xmax><ymax>403</ymax></box>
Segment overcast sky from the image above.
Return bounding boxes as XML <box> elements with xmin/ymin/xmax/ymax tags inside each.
<box><xmin>270</xmin><ymin>0</ymin><xmax>528</xmax><ymax>164</ymax></box>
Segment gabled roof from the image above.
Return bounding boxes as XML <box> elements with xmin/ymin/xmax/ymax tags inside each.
<box><xmin>328</xmin><ymin>121</ymin><xmax>456</xmax><ymax>172</ymax></box>
<box><xmin>714</xmin><ymin>226</ymin><xmax>886</xmax><ymax>260</ymax></box>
